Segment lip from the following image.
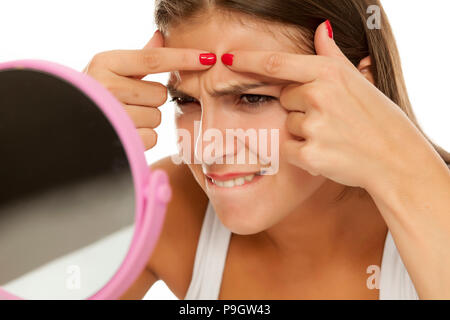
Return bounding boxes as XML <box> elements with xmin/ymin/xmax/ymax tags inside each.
<box><xmin>205</xmin><ymin>171</ymin><xmax>260</xmax><ymax>181</ymax></box>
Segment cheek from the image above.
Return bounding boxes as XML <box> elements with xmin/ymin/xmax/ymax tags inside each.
<box><xmin>175</xmin><ymin>114</ymin><xmax>200</xmax><ymax>164</ymax></box>
<box><xmin>175</xmin><ymin>110</ymin><xmax>201</xmax><ymax>129</ymax></box>
<box><xmin>239</xmin><ymin>106</ymin><xmax>288</xmax><ymax>167</ymax></box>
<box><xmin>271</xmin><ymin>122</ymin><xmax>328</xmax><ymax>218</ymax></box>
<box><xmin>175</xmin><ymin>117</ymin><xmax>208</xmax><ymax>192</ymax></box>
<box><xmin>278</xmin><ymin>162</ymin><xmax>327</xmax><ymax>203</ymax></box>
<box><xmin>187</xmin><ymin>163</ymin><xmax>206</xmax><ymax>190</ymax></box>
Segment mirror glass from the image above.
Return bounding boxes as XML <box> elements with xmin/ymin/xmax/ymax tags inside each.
<box><xmin>0</xmin><ymin>69</ymin><xmax>135</xmax><ymax>299</ymax></box>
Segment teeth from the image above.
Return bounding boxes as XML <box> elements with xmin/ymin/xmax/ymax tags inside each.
<box><xmin>223</xmin><ymin>180</ymin><xmax>234</xmax><ymax>188</ymax></box>
<box><xmin>244</xmin><ymin>175</ymin><xmax>254</xmax><ymax>182</ymax></box>
<box><xmin>211</xmin><ymin>174</ymin><xmax>256</xmax><ymax>188</ymax></box>
<box><xmin>215</xmin><ymin>180</ymin><xmax>225</xmax><ymax>187</ymax></box>
<box><xmin>235</xmin><ymin>177</ymin><xmax>245</xmax><ymax>186</ymax></box>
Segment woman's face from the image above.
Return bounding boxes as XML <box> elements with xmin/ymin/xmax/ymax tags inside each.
<box><xmin>165</xmin><ymin>11</ymin><xmax>328</xmax><ymax>235</ymax></box>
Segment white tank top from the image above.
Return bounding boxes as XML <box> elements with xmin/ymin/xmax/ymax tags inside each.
<box><xmin>184</xmin><ymin>201</ymin><xmax>419</xmax><ymax>300</ymax></box>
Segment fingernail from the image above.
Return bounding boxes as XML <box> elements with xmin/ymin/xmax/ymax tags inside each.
<box><xmin>221</xmin><ymin>53</ymin><xmax>234</xmax><ymax>66</ymax></box>
<box><xmin>325</xmin><ymin>20</ymin><xmax>334</xmax><ymax>39</ymax></box>
<box><xmin>199</xmin><ymin>53</ymin><xmax>217</xmax><ymax>65</ymax></box>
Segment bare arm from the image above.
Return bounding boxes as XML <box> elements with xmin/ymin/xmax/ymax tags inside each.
<box><xmin>368</xmin><ymin>151</ymin><xmax>450</xmax><ymax>299</ymax></box>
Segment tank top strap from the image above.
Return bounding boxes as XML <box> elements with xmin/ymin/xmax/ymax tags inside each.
<box><xmin>379</xmin><ymin>230</ymin><xmax>419</xmax><ymax>299</ymax></box>
<box><xmin>184</xmin><ymin>201</ymin><xmax>232</xmax><ymax>299</ymax></box>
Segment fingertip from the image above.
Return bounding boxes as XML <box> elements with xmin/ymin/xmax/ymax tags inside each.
<box><xmin>315</xmin><ymin>20</ymin><xmax>334</xmax><ymax>47</ymax></box>
<box><xmin>325</xmin><ymin>20</ymin><xmax>334</xmax><ymax>40</ymax></box>
<box><xmin>139</xmin><ymin>128</ymin><xmax>158</xmax><ymax>150</ymax></box>
<box><xmin>143</xmin><ymin>29</ymin><xmax>164</xmax><ymax>50</ymax></box>
<box><xmin>221</xmin><ymin>53</ymin><xmax>234</xmax><ymax>66</ymax></box>
<box><xmin>199</xmin><ymin>53</ymin><xmax>217</xmax><ymax>66</ymax></box>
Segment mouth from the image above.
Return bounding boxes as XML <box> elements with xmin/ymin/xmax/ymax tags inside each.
<box><xmin>205</xmin><ymin>170</ymin><xmax>266</xmax><ymax>189</ymax></box>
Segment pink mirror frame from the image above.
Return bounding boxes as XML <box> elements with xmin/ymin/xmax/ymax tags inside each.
<box><xmin>0</xmin><ymin>60</ymin><xmax>171</xmax><ymax>300</ymax></box>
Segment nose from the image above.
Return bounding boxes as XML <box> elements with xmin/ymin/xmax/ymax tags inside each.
<box><xmin>194</xmin><ymin>98</ymin><xmax>244</xmax><ymax>165</ymax></box>
<box><xmin>192</xmin><ymin>62</ymin><xmax>260</xmax><ymax>167</ymax></box>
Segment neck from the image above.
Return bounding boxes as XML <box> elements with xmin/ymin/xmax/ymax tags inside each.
<box><xmin>262</xmin><ymin>180</ymin><xmax>387</xmax><ymax>262</ymax></box>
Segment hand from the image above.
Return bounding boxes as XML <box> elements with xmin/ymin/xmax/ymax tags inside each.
<box><xmin>83</xmin><ymin>30</ymin><xmax>215</xmax><ymax>150</ymax></box>
<box><xmin>221</xmin><ymin>21</ymin><xmax>442</xmax><ymax>194</ymax></box>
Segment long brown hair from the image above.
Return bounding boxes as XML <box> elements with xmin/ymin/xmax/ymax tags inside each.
<box><xmin>155</xmin><ymin>0</ymin><xmax>450</xmax><ymax>198</ymax></box>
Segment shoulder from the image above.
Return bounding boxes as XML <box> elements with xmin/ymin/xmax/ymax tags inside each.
<box><xmin>146</xmin><ymin>156</ymin><xmax>209</xmax><ymax>298</ymax></box>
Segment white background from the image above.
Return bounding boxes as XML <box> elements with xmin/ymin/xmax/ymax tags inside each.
<box><xmin>1</xmin><ymin>1</ymin><xmax>448</xmax><ymax>300</ymax></box>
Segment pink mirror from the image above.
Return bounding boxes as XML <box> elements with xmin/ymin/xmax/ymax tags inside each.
<box><xmin>0</xmin><ymin>60</ymin><xmax>171</xmax><ymax>300</ymax></box>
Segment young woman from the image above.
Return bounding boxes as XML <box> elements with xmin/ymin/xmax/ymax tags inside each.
<box><xmin>83</xmin><ymin>0</ymin><xmax>450</xmax><ymax>299</ymax></box>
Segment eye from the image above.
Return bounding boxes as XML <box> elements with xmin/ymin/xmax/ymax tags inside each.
<box><xmin>170</xmin><ymin>96</ymin><xmax>200</xmax><ymax>114</ymax></box>
<box><xmin>170</xmin><ymin>96</ymin><xmax>199</xmax><ymax>106</ymax></box>
<box><xmin>170</xmin><ymin>94</ymin><xmax>276</xmax><ymax>110</ymax></box>
<box><xmin>239</xmin><ymin>94</ymin><xmax>276</xmax><ymax>109</ymax></box>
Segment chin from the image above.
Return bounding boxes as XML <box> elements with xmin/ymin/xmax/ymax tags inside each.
<box><xmin>212</xmin><ymin>200</ymin><xmax>276</xmax><ymax>235</ymax></box>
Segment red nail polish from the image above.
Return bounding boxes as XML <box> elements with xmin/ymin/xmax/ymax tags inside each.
<box><xmin>221</xmin><ymin>53</ymin><xmax>234</xmax><ymax>66</ymax></box>
<box><xmin>325</xmin><ymin>20</ymin><xmax>334</xmax><ymax>39</ymax></box>
<box><xmin>199</xmin><ymin>53</ymin><xmax>217</xmax><ymax>65</ymax></box>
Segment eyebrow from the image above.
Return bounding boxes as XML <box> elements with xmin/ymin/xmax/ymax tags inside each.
<box><xmin>166</xmin><ymin>80</ymin><xmax>272</xmax><ymax>99</ymax></box>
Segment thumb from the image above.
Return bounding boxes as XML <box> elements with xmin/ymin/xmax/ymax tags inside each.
<box><xmin>143</xmin><ymin>29</ymin><xmax>164</xmax><ymax>50</ymax></box>
<box><xmin>314</xmin><ymin>20</ymin><xmax>350</xmax><ymax>64</ymax></box>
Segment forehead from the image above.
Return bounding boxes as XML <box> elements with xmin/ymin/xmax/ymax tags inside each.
<box><xmin>164</xmin><ymin>9</ymin><xmax>302</xmax><ymax>54</ymax></box>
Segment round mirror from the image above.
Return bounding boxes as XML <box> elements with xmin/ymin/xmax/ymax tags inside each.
<box><xmin>0</xmin><ymin>60</ymin><xmax>171</xmax><ymax>300</ymax></box>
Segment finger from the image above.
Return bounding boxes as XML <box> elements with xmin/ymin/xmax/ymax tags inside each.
<box><xmin>286</xmin><ymin>111</ymin><xmax>308</xmax><ymax>139</ymax></box>
<box><xmin>281</xmin><ymin>81</ymin><xmax>330</xmax><ymax>114</ymax></box>
<box><xmin>123</xmin><ymin>104</ymin><xmax>162</xmax><ymax>129</ymax></box>
<box><xmin>104</xmin><ymin>48</ymin><xmax>215</xmax><ymax>77</ymax></box>
<box><xmin>143</xmin><ymin>29</ymin><xmax>164</xmax><ymax>50</ymax></box>
<box><xmin>107</xmin><ymin>75</ymin><xmax>167</xmax><ymax>106</ymax></box>
<box><xmin>282</xmin><ymin>139</ymin><xmax>320</xmax><ymax>176</ymax></box>
<box><xmin>222</xmin><ymin>50</ymin><xmax>328</xmax><ymax>83</ymax></box>
<box><xmin>280</xmin><ymin>84</ymin><xmax>309</xmax><ymax>112</ymax></box>
<box><xmin>131</xmin><ymin>30</ymin><xmax>166</xmax><ymax>80</ymax></box>
<box><xmin>314</xmin><ymin>20</ymin><xmax>354</xmax><ymax>67</ymax></box>
<box><xmin>137</xmin><ymin>128</ymin><xmax>158</xmax><ymax>150</ymax></box>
